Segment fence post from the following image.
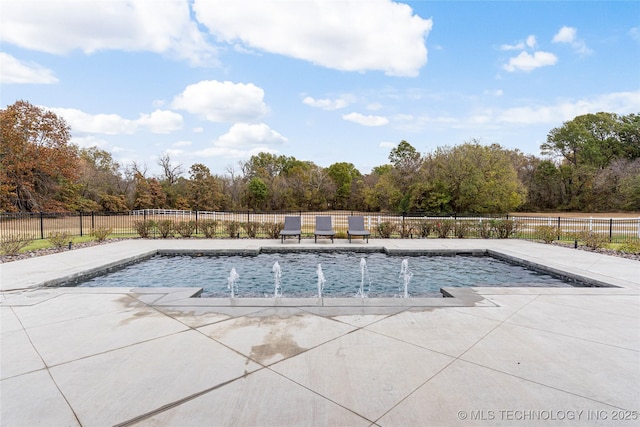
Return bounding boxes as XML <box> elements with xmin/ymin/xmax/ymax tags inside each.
<box><xmin>195</xmin><ymin>211</ymin><xmax>199</xmax><ymax>234</ymax></box>
<box><xmin>79</xmin><ymin>212</ymin><xmax>83</xmax><ymax>237</ymax></box>
<box><xmin>609</xmin><ymin>218</ymin><xmax>613</xmax><ymax>242</ymax></box>
<box><xmin>40</xmin><ymin>212</ymin><xmax>44</xmax><ymax>240</ymax></box>
<box><xmin>557</xmin><ymin>217</ymin><xmax>561</xmax><ymax>241</ymax></box>
<box><xmin>91</xmin><ymin>212</ymin><xmax>95</xmax><ymax>229</ymax></box>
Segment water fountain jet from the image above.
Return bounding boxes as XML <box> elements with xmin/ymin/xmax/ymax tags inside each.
<box><xmin>316</xmin><ymin>264</ymin><xmax>325</xmax><ymax>298</ymax></box>
<box><xmin>399</xmin><ymin>259</ymin><xmax>412</xmax><ymax>298</ymax></box>
<box><xmin>272</xmin><ymin>261</ymin><xmax>282</xmax><ymax>298</ymax></box>
<box><xmin>227</xmin><ymin>268</ymin><xmax>239</xmax><ymax>298</ymax></box>
<box><xmin>356</xmin><ymin>258</ymin><xmax>369</xmax><ymax>298</ymax></box>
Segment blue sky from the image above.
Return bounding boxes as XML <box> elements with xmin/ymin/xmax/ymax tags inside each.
<box><xmin>1</xmin><ymin>0</ymin><xmax>639</xmax><ymax>176</ymax></box>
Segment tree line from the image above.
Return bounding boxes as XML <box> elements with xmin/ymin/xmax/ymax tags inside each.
<box><xmin>1</xmin><ymin>100</ymin><xmax>639</xmax><ymax>214</ymax></box>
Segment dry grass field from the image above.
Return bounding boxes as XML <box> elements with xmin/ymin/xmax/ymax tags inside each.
<box><xmin>511</xmin><ymin>212</ymin><xmax>639</xmax><ymax>219</ymax></box>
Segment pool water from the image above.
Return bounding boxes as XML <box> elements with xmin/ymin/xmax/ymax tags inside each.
<box><xmin>76</xmin><ymin>252</ymin><xmax>574</xmax><ymax>298</ymax></box>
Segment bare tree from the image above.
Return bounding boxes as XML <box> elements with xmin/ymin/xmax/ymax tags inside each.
<box><xmin>157</xmin><ymin>154</ymin><xmax>184</xmax><ymax>185</ymax></box>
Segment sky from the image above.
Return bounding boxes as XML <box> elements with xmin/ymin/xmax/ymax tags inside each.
<box><xmin>1</xmin><ymin>0</ymin><xmax>639</xmax><ymax>177</ymax></box>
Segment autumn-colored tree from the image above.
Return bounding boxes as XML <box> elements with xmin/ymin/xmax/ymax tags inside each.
<box><xmin>77</xmin><ymin>146</ymin><xmax>128</xmax><ymax>209</ymax></box>
<box><xmin>132</xmin><ymin>172</ymin><xmax>167</xmax><ymax>209</ymax></box>
<box><xmin>187</xmin><ymin>163</ymin><xmax>225</xmax><ymax>211</ymax></box>
<box><xmin>0</xmin><ymin>100</ymin><xmax>81</xmax><ymax>211</ymax></box>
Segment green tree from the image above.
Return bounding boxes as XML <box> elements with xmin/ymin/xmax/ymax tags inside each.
<box><xmin>540</xmin><ymin>112</ymin><xmax>639</xmax><ymax>209</ymax></box>
<box><xmin>425</xmin><ymin>142</ymin><xmax>525</xmax><ymax>213</ymax></box>
<box><xmin>326</xmin><ymin>162</ymin><xmax>362</xmax><ymax>209</ymax></box>
<box><xmin>246</xmin><ymin>177</ymin><xmax>269</xmax><ymax>210</ymax></box>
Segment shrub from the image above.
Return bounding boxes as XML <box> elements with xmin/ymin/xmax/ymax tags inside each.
<box><xmin>175</xmin><ymin>221</ymin><xmax>196</xmax><ymax>238</ymax></box>
<box><xmin>455</xmin><ymin>221</ymin><xmax>471</xmax><ymax>238</ymax></box>
<box><xmin>534</xmin><ymin>225</ymin><xmax>559</xmax><ymax>244</ymax></box>
<box><xmin>242</xmin><ymin>221</ymin><xmax>260</xmax><ymax>238</ymax></box>
<box><xmin>156</xmin><ymin>220</ymin><xmax>174</xmax><ymax>238</ymax></box>
<box><xmin>335</xmin><ymin>231</ymin><xmax>347</xmax><ymax>239</ymax></box>
<box><xmin>134</xmin><ymin>220</ymin><xmax>155</xmax><ymax>238</ymax></box>
<box><xmin>376</xmin><ymin>221</ymin><xmax>397</xmax><ymax>238</ymax></box>
<box><xmin>434</xmin><ymin>219</ymin><xmax>455</xmax><ymax>238</ymax></box>
<box><xmin>225</xmin><ymin>221</ymin><xmax>242</xmax><ymax>238</ymax></box>
<box><xmin>0</xmin><ymin>234</ymin><xmax>33</xmax><ymax>256</ymax></box>
<box><xmin>48</xmin><ymin>231</ymin><xmax>72</xmax><ymax>249</ymax></box>
<box><xmin>476</xmin><ymin>220</ymin><xmax>492</xmax><ymax>239</ymax></box>
<box><xmin>91</xmin><ymin>227</ymin><xmax>113</xmax><ymax>242</ymax></box>
<box><xmin>200</xmin><ymin>220</ymin><xmax>218</xmax><ymax>238</ymax></box>
<box><xmin>491</xmin><ymin>219</ymin><xmax>518</xmax><ymax>239</ymax></box>
<box><xmin>399</xmin><ymin>222</ymin><xmax>415</xmax><ymax>239</ymax></box>
<box><xmin>262</xmin><ymin>222</ymin><xmax>283</xmax><ymax>239</ymax></box>
<box><xmin>416</xmin><ymin>220</ymin><xmax>433</xmax><ymax>238</ymax></box>
<box><xmin>575</xmin><ymin>230</ymin><xmax>608</xmax><ymax>250</ymax></box>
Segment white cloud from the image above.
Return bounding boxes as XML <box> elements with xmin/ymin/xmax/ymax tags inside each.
<box><xmin>379</xmin><ymin>141</ymin><xmax>396</xmax><ymax>149</ymax></box>
<box><xmin>552</xmin><ymin>26</ymin><xmax>576</xmax><ymax>44</ymax></box>
<box><xmin>173</xmin><ymin>140</ymin><xmax>192</xmax><ymax>147</ymax></box>
<box><xmin>552</xmin><ymin>26</ymin><xmax>592</xmax><ymax>55</ymax></box>
<box><xmin>0</xmin><ymin>52</ymin><xmax>58</xmax><ymax>84</ymax></box>
<box><xmin>1</xmin><ymin>0</ymin><xmax>216</xmax><ymax>66</ymax></box>
<box><xmin>630</xmin><ymin>27</ymin><xmax>640</xmax><ymax>43</ymax></box>
<box><xmin>302</xmin><ymin>96</ymin><xmax>351</xmax><ymax>111</ymax></box>
<box><xmin>136</xmin><ymin>110</ymin><xmax>183</xmax><ymax>134</ymax></box>
<box><xmin>500</xmin><ymin>35</ymin><xmax>536</xmax><ymax>51</ymax></box>
<box><xmin>172</xmin><ymin>80</ymin><xmax>267</xmax><ymax>123</ymax></box>
<box><xmin>70</xmin><ymin>135</ymin><xmax>111</xmax><ymax>149</ymax></box>
<box><xmin>48</xmin><ymin>107</ymin><xmax>183</xmax><ymax>134</ymax></box>
<box><xmin>196</xmin><ymin>123</ymin><xmax>287</xmax><ymax>158</ymax></box>
<box><xmin>193</xmin><ymin>0</ymin><xmax>432</xmax><ymax>76</ymax></box>
<box><xmin>500</xmin><ymin>41</ymin><xmax>525</xmax><ymax>51</ymax></box>
<box><xmin>498</xmin><ymin>90</ymin><xmax>640</xmax><ymax>124</ymax></box>
<box><xmin>342</xmin><ymin>112</ymin><xmax>389</xmax><ymax>127</ymax></box>
<box><xmin>503</xmin><ymin>51</ymin><xmax>558</xmax><ymax>72</ymax></box>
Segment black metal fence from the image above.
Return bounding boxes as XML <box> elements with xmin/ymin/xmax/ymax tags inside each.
<box><xmin>1</xmin><ymin>210</ymin><xmax>639</xmax><ymax>243</ymax></box>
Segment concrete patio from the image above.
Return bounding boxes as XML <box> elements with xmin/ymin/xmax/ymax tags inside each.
<box><xmin>1</xmin><ymin>239</ymin><xmax>638</xmax><ymax>426</ymax></box>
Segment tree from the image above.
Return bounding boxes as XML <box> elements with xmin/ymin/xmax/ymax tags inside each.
<box><xmin>424</xmin><ymin>142</ymin><xmax>525</xmax><ymax>213</ymax></box>
<box><xmin>187</xmin><ymin>163</ymin><xmax>225</xmax><ymax>211</ymax></box>
<box><xmin>617</xmin><ymin>113</ymin><xmax>640</xmax><ymax>159</ymax></box>
<box><xmin>246</xmin><ymin>177</ymin><xmax>269</xmax><ymax>210</ymax></box>
<box><xmin>389</xmin><ymin>140</ymin><xmax>421</xmax><ymax>170</ymax></box>
<box><xmin>388</xmin><ymin>140</ymin><xmax>422</xmax><ymax>195</ymax></box>
<box><xmin>132</xmin><ymin>171</ymin><xmax>167</xmax><ymax>210</ymax></box>
<box><xmin>326</xmin><ymin>162</ymin><xmax>362</xmax><ymax>209</ymax></box>
<box><xmin>77</xmin><ymin>146</ymin><xmax>127</xmax><ymax>208</ymax></box>
<box><xmin>0</xmin><ymin>100</ymin><xmax>81</xmax><ymax>211</ymax></box>
<box><xmin>540</xmin><ymin>112</ymin><xmax>639</xmax><ymax>210</ymax></box>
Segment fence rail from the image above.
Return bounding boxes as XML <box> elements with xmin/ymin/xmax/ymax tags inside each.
<box><xmin>1</xmin><ymin>210</ymin><xmax>639</xmax><ymax>243</ymax></box>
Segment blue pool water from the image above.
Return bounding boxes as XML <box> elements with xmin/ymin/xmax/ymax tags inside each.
<box><xmin>76</xmin><ymin>251</ymin><xmax>575</xmax><ymax>298</ymax></box>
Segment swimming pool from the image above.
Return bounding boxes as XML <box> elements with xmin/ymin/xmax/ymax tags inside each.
<box><xmin>75</xmin><ymin>251</ymin><xmax>577</xmax><ymax>298</ymax></box>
